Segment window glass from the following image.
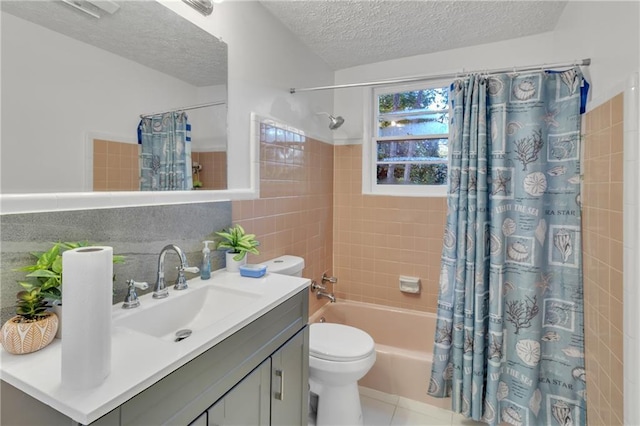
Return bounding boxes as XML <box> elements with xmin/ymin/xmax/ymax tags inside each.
<box><xmin>369</xmin><ymin>84</ymin><xmax>450</xmax><ymax>195</ymax></box>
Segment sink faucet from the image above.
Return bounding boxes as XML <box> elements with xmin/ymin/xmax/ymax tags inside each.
<box><xmin>153</xmin><ymin>244</ymin><xmax>199</xmax><ymax>299</ymax></box>
<box><xmin>310</xmin><ymin>281</ymin><xmax>336</xmax><ymax>303</ymax></box>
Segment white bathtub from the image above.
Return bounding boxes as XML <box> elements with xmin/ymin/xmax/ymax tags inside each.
<box><xmin>309</xmin><ymin>300</ymin><xmax>450</xmax><ymax>409</ymax></box>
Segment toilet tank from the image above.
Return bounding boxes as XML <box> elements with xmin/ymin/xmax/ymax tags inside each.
<box><xmin>263</xmin><ymin>255</ymin><xmax>305</xmax><ymax>277</ymax></box>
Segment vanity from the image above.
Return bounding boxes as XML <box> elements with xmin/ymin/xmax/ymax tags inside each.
<box><xmin>1</xmin><ymin>271</ymin><xmax>310</xmax><ymax>425</ymax></box>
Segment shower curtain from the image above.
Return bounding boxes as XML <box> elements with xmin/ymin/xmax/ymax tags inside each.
<box><xmin>429</xmin><ymin>69</ymin><xmax>588</xmax><ymax>426</ymax></box>
<box><xmin>139</xmin><ymin>111</ymin><xmax>193</xmax><ymax>191</ymax></box>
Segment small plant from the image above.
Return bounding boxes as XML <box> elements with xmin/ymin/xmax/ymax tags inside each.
<box><xmin>15</xmin><ymin>288</ymin><xmax>48</xmax><ymax>322</ymax></box>
<box><xmin>193</xmin><ymin>180</ymin><xmax>203</xmax><ymax>189</ymax></box>
<box><xmin>215</xmin><ymin>224</ymin><xmax>259</xmax><ymax>261</ymax></box>
<box><xmin>16</xmin><ymin>241</ymin><xmax>125</xmax><ymax>302</ymax></box>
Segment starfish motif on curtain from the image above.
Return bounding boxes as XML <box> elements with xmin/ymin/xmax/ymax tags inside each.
<box><xmin>544</xmin><ymin>108</ymin><xmax>560</xmax><ymax>128</ymax></box>
<box><xmin>491</xmin><ymin>170</ymin><xmax>511</xmax><ymax>195</ymax></box>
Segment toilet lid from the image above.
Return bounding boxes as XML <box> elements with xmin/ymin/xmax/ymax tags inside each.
<box><xmin>309</xmin><ymin>323</ymin><xmax>375</xmax><ymax>362</ymax></box>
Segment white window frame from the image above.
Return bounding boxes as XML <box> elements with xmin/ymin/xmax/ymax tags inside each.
<box><xmin>362</xmin><ymin>80</ymin><xmax>450</xmax><ymax>197</ymax></box>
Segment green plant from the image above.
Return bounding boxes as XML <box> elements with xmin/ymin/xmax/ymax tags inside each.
<box><xmin>193</xmin><ymin>180</ymin><xmax>203</xmax><ymax>188</ymax></box>
<box><xmin>16</xmin><ymin>241</ymin><xmax>125</xmax><ymax>302</ymax></box>
<box><xmin>215</xmin><ymin>225</ymin><xmax>259</xmax><ymax>261</ymax></box>
<box><xmin>14</xmin><ymin>288</ymin><xmax>48</xmax><ymax>322</ymax></box>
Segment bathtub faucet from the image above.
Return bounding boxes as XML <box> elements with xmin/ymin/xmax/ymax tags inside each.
<box><xmin>310</xmin><ymin>281</ymin><xmax>336</xmax><ymax>303</ymax></box>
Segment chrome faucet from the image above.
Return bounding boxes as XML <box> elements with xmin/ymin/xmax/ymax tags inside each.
<box><xmin>310</xmin><ymin>281</ymin><xmax>336</xmax><ymax>303</ymax></box>
<box><xmin>153</xmin><ymin>244</ymin><xmax>199</xmax><ymax>299</ymax></box>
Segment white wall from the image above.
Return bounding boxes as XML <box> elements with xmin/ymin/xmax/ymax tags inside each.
<box><xmin>333</xmin><ymin>1</ymin><xmax>639</xmax><ymax>145</ymax></box>
<box><xmin>191</xmin><ymin>84</ymin><xmax>227</xmax><ymax>152</ymax></box>
<box><xmin>161</xmin><ymin>1</ymin><xmax>335</xmax><ymax>191</ymax></box>
<box><xmin>0</xmin><ymin>12</ymin><xmax>222</xmax><ymax>193</ymax></box>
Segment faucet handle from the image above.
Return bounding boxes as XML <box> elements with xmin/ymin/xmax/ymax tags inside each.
<box><xmin>123</xmin><ymin>280</ymin><xmax>149</xmax><ymax>309</ymax></box>
<box><xmin>174</xmin><ymin>265</ymin><xmax>199</xmax><ymax>291</ymax></box>
<box><xmin>310</xmin><ymin>281</ymin><xmax>326</xmax><ymax>292</ymax></box>
<box><xmin>322</xmin><ymin>273</ymin><xmax>338</xmax><ymax>284</ymax></box>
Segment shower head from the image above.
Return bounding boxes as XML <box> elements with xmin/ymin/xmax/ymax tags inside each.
<box><xmin>317</xmin><ymin>112</ymin><xmax>345</xmax><ymax>130</ymax></box>
<box><xmin>328</xmin><ymin>115</ymin><xmax>344</xmax><ymax>130</ymax></box>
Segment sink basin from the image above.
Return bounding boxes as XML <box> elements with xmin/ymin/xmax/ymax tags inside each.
<box><xmin>114</xmin><ymin>285</ymin><xmax>260</xmax><ymax>341</ymax></box>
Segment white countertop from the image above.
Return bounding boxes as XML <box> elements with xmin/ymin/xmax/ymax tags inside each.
<box><xmin>0</xmin><ymin>270</ymin><xmax>309</xmax><ymax>425</ymax></box>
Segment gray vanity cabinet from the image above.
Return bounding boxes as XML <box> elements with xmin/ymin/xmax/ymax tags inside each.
<box><xmin>205</xmin><ymin>358</ymin><xmax>271</xmax><ymax>425</ymax></box>
<box><xmin>0</xmin><ymin>289</ymin><xmax>309</xmax><ymax>426</ymax></box>
<box><xmin>270</xmin><ymin>327</ymin><xmax>309</xmax><ymax>425</ymax></box>
<box><xmin>202</xmin><ymin>326</ymin><xmax>309</xmax><ymax>426</ymax></box>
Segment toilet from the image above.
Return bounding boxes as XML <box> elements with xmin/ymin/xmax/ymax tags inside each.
<box><xmin>309</xmin><ymin>323</ymin><xmax>376</xmax><ymax>426</ymax></box>
<box><xmin>263</xmin><ymin>255</ymin><xmax>305</xmax><ymax>277</ymax></box>
<box><xmin>264</xmin><ymin>255</ymin><xmax>376</xmax><ymax>426</ymax></box>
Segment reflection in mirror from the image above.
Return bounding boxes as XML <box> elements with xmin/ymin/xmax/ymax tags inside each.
<box><xmin>1</xmin><ymin>0</ymin><xmax>228</xmax><ymax>193</ymax></box>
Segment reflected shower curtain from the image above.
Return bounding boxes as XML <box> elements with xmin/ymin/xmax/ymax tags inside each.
<box><xmin>139</xmin><ymin>111</ymin><xmax>193</xmax><ymax>191</ymax></box>
<box><xmin>429</xmin><ymin>69</ymin><xmax>587</xmax><ymax>426</ymax></box>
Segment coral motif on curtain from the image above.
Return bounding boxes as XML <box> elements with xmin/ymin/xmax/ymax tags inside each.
<box><xmin>139</xmin><ymin>111</ymin><xmax>193</xmax><ymax>191</ymax></box>
<box><xmin>429</xmin><ymin>68</ymin><xmax>588</xmax><ymax>426</ymax></box>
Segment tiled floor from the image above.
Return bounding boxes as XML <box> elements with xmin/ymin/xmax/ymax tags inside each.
<box><xmin>310</xmin><ymin>387</ymin><xmax>484</xmax><ymax>426</ymax></box>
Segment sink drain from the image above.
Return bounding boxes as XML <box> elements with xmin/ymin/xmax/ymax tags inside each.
<box><xmin>174</xmin><ymin>329</ymin><xmax>192</xmax><ymax>342</ymax></box>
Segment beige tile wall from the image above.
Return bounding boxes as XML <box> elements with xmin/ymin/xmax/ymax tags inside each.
<box><xmin>192</xmin><ymin>151</ymin><xmax>227</xmax><ymax>190</ymax></box>
<box><xmin>93</xmin><ymin>139</ymin><xmax>139</xmax><ymax>191</ymax></box>
<box><xmin>232</xmin><ymin>125</ymin><xmax>334</xmax><ymax>314</ymax></box>
<box><xmin>582</xmin><ymin>93</ymin><xmax>624</xmax><ymax>425</ymax></box>
<box><xmin>333</xmin><ymin>145</ymin><xmax>447</xmax><ymax>313</ymax></box>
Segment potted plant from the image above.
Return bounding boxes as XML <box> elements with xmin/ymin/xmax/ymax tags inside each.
<box><xmin>15</xmin><ymin>241</ymin><xmax>124</xmax><ymax>338</ymax></box>
<box><xmin>215</xmin><ymin>224</ymin><xmax>260</xmax><ymax>272</ymax></box>
<box><xmin>0</xmin><ymin>288</ymin><xmax>59</xmax><ymax>354</ymax></box>
<box><xmin>16</xmin><ymin>241</ymin><xmax>125</xmax><ymax>300</ymax></box>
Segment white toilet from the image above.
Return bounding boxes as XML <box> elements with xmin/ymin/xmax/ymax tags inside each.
<box><xmin>309</xmin><ymin>323</ymin><xmax>376</xmax><ymax>426</ymax></box>
<box><xmin>263</xmin><ymin>255</ymin><xmax>305</xmax><ymax>277</ymax></box>
<box><xmin>264</xmin><ymin>255</ymin><xmax>376</xmax><ymax>425</ymax></box>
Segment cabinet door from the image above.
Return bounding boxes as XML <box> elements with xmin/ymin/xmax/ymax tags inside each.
<box><xmin>270</xmin><ymin>326</ymin><xmax>309</xmax><ymax>426</ymax></box>
<box><xmin>207</xmin><ymin>359</ymin><xmax>271</xmax><ymax>426</ymax></box>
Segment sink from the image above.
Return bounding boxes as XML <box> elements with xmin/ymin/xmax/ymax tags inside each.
<box><xmin>114</xmin><ymin>285</ymin><xmax>260</xmax><ymax>341</ymax></box>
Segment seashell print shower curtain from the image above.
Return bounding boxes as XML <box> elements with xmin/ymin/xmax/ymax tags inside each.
<box><xmin>139</xmin><ymin>111</ymin><xmax>193</xmax><ymax>191</ymax></box>
<box><xmin>429</xmin><ymin>69</ymin><xmax>588</xmax><ymax>426</ymax></box>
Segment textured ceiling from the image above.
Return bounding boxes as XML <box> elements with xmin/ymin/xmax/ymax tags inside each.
<box><xmin>1</xmin><ymin>0</ymin><xmax>227</xmax><ymax>87</ymax></box>
<box><xmin>260</xmin><ymin>0</ymin><xmax>568</xmax><ymax>70</ymax></box>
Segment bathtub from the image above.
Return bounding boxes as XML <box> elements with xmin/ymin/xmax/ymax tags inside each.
<box><xmin>309</xmin><ymin>300</ymin><xmax>450</xmax><ymax>409</ymax></box>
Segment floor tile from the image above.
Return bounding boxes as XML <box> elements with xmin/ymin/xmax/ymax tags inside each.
<box><xmin>450</xmin><ymin>413</ymin><xmax>485</xmax><ymax>425</ymax></box>
<box><xmin>390</xmin><ymin>406</ymin><xmax>452</xmax><ymax>426</ymax></box>
<box><xmin>360</xmin><ymin>386</ymin><xmax>400</xmax><ymax>405</ymax></box>
<box><xmin>396</xmin><ymin>396</ymin><xmax>452</xmax><ymax>422</ymax></box>
<box><xmin>361</xmin><ymin>395</ymin><xmax>396</xmax><ymax>426</ymax></box>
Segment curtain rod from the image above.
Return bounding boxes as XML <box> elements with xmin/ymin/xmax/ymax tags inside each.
<box><xmin>290</xmin><ymin>58</ymin><xmax>591</xmax><ymax>94</ymax></box>
<box><xmin>139</xmin><ymin>100</ymin><xmax>226</xmax><ymax>119</ymax></box>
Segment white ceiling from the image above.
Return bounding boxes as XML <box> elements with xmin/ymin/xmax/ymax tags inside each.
<box><xmin>1</xmin><ymin>0</ymin><xmax>227</xmax><ymax>87</ymax></box>
<box><xmin>260</xmin><ymin>0</ymin><xmax>569</xmax><ymax>70</ymax></box>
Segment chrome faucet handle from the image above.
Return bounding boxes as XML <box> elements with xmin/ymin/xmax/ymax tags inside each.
<box><xmin>322</xmin><ymin>273</ymin><xmax>338</xmax><ymax>284</ymax></box>
<box><xmin>310</xmin><ymin>281</ymin><xmax>326</xmax><ymax>292</ymax></box>
<box><xmin>174</xmin><ymin>265</ymin><xmax>200</xmax><ymax>290</ymax></box>
<box><xmin>123</xmin><ymin>279</ymin><xmax>149</xmax><ymax>309</ymax></box>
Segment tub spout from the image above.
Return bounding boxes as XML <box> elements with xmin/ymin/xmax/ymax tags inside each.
<box><xmin>317</xmin><ymin>291</ymin><xmax>336</xmax><ymax>303</ymax></box>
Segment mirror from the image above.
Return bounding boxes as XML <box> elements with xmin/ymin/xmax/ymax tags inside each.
<box><xmin>1</xmin><ymin>0</ymin><xmax>228</xmax><ymax>193</ymax></box>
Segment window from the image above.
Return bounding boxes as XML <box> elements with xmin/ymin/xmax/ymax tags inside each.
<box><xmin>364</xmin><ymin>81</ymin><xmax>450</xmax><ymax>196</ymax></box>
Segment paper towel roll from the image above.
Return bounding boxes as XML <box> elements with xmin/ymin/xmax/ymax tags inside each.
<box><xmin>61</xmin><ymin>246</ymin><xmax>113</xmax><ymax>389</ymax></box>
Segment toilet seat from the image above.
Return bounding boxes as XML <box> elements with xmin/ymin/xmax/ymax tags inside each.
<box><xmin>310</xmin><ymin>323</ymin><xmax>375</xmax><ymax>362</ymax></box>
